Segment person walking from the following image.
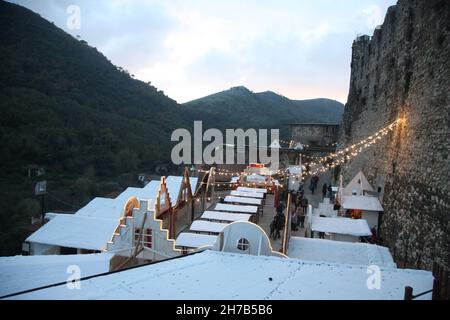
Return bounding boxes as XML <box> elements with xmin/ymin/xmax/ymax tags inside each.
<box><xmin>276</xmin><ymin>201</ymin><xmax>285</xmax><ymax>215</ymax></box>
<box><xmin>322</xmin><ymin>183</ymin><xmax>328</xmax><ymax>199</ymax></box>
<box><xmin>300</xmin><ymin>196</ymin><xmax>309</xmax><ymax>216</ymax></box>
<box><xmin>290</xmin><ymin>207</ymin><xmax>298</xmax><ymax>231</ymax></box>
<box><xmin>274</xmin><ymin>211</ymin><xmax>285</xmax><ymax>240</ymax></box>
<box><xmin>298</xmin><ymin>205</ymin><xmax>306</xmax><ymax>228</ymax></box>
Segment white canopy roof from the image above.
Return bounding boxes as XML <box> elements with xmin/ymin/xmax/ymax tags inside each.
<box><xmin>75</xmin><ymin>197</ymin><xmax>123</xmax><ymax>220</ymax></box>
<box><xmin>342</xmin><ymin>195</ymin><xmax>384</xmax><ymax>211</ymax></box>
<box><xmin>175</xmin><ymin>233</ymin><xmax>217</xmax><ymax>248</ymax></box>
<box><xmin>115</xmin><ymin>181</ymin><xmax>160</xmax><ymax>202</ymax></box>
<box><xmin>26</xmin><ymin>215</ymin><xmax>119</xmax><ymax>251</ymax></box>
<box><xmin>311</xmin><ymin>216</ymin><xmax>372</xmax><ymax>237</ymax></box>
<box><xmin>343</xmin><ymin>171</ymin><xmax>375</xmax><ymax>196</ymax></box>
<box><xmin>214</xmin><ymin>203</ymin><xmax>258</xmax><ymax>214</ymax></box>
<box><xmin>189</xmin><ymin>221</ymin><xmax>229</xmax><ymax>233</ymax></box>
<box><xmin>288</xmin><ymin>237</ymin><xmax>396</xmax><ymax>268</ymax></box>
<box><xmin>27</xmin><ymin>175</ymin><xmax>199</xmax><ymax>251</ymax></box>
<box><xmin>200</xmin><ymin>211</ymin><xmax>251</xmax><ymax>222</ymax></box>
<box><xmin>230</xmin><ymin>190</ymin><xmax>264</xmax><ymax>198</ymax></box>
<box><xmin>0</xmin><ymin>253</ymin><xmax>113</xmax><ymax>297</ymax></box>
<box><xmin>236</xmin><ymin>187</ymin><xmax>267</xmax><ymax>193</ymax></box>
<box><xmin>9</xmin><ymin>250</ymin><xmax>433</xmax><ymax>300</ymax></box>
<box><xmin>224</xmin><ymin>196</ymin><xmax>262</xmax><ymax>206</ymax></box>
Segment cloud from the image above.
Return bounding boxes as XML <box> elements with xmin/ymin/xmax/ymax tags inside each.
<box><xmin>9</xmin><ymin>0</ymin><xmax>397</xmax><ymax>104</ymax></box>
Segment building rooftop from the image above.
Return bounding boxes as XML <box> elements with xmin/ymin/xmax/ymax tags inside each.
<box><xmin>311</xmin><ymin>216</ymin><xmax>372</xmax><ymax>237</ymax></box>
<box><xmin>7</xmin><ymin>250</ymin><xmax>433</xmax><ymax>300</ymax></box>
<box><xmin>0</xmin><ymin>253</ymin><xmax>113</xmax><ymax>297</ymax></box>
<box><xmin>26</xmin><ymin>215</ymin><xmax>119</xmax><ymax>251</ymax></box>
<box><xmin>288</xmin><ymin>237</ymin><xmax>396</xmax><ymax>268</ymax></box>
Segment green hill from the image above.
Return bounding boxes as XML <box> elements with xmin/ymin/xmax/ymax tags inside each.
<box><xmin>181</xmin><ymin>86</ymin><xmax>344</xmax><ymax>137</ymax></box>
<box><xmin>0</xmin><ymin>0</ymin><xmax>186</xmax><ymax>254</ymax></box>
<box><xmin>0</xmin><ymin>0</ymin><xmax>343</xmax><ymax>255</ymax></box>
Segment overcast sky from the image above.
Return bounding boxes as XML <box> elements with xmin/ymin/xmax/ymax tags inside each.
<box><xmin>10</xmin><ymin>0</ymin><xmax>397</xmax><ymax>104</ymax></box>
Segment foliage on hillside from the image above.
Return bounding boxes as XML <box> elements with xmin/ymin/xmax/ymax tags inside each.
<box><xmin>0</xmin><ymin>1</ymin><xmax>344</xmax><ymax>255</ymax></box>
<box><xmin>181</xmin><ymin>86</ymin><xmax>344</xmax><ymax>137</ymax></box>
<box><xmin>0</xmin><ymin>0</ymin><xmax>184</xmax><ymax>254</ymax></box>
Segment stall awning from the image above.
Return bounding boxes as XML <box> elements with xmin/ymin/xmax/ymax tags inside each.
<box><xmin>200</xmin><ymin>211</ymin><xmax>251</xmax><ymax>222</ymax></box>
<box><xmin>189</xmin><ymin>220</ymin><xmax>229</xmax><ymax>233</ymax></box>
<box><xmin>214</xmin><ymin>203</ymin><xmax>258</xmax><ymax>214</ymax></box>
<box><xmin>224</xmin><ymin>196</ymin><xmax>262</xmax><ymax>206</ymax></box>
<box><xmin>237</xmin><ymin>187</ymin><xmax>267</xmax><ymax>194</ymax></box>
<box><xmin>342</xmin><ymin>195</ymin><xmax>383</xmax><ymax>211</ymax></box>
<box><xmin>175</xmin><ymin>233</ymin><xmax>217</xmax><ymax>248</ymax></box>
<box><xmin>230</xmin><ymin>190</ymin><xmax>264</xmax><ymax>198</ymax></box>
<box><xmin>311</xmin><ymin>216</ymin><xmax>372</xmax><ymax>237</ymax></box>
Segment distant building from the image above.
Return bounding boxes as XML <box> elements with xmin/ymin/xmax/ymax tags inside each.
<box><xmin>289</xmin><ymin>122</ymin><xmax>340</xmax><ymax>147</ymax></box>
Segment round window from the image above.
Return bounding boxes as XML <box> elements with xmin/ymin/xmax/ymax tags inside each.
<box><xmin>237</xmin><ymin>238</ymin><xmax>250</xmax><ymax>251</ymax></box>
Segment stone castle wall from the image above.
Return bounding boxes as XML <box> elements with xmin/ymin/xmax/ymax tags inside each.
<box><xmin>338</xmin><ymin>0</ymin><xmax>450</xmax><ymax>269</ymax></box>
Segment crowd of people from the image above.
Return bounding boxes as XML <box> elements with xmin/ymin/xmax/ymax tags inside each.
<box><xmin>269</xmin><ymin>183</ymin><xmax>311</xmax><ymax>239</ymax></box>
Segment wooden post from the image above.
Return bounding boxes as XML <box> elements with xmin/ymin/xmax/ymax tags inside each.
<box><xmin>404</xmin><ymin>286</ymin><xmax>413</xmax><ymax>300</ymax></box>
<box><xmin>432</xmin><ymin>278</ymin><xmax>440</xmax><ymax>300</ymax></box>
<box><xmin>441</xmin><ymin>269</ymin><xmax>448</xmax><ymax>300</ymax></box>
<box><xmin>282</xmin><ymin>193</ymin><xmax>291</xmax><ymax>255</ymax></box>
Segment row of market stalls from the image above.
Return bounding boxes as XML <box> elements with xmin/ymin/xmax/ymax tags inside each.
<box><xmin>175</xmin><ymin>186</ymin><xmax>284</xmax><ymax>257</ymax></box>
<box><xmin>0</xmin><ymin>168</ymin><xmax>435</xmax><ymax>300</ymax></box>
<box><xmin>23</xmin><ymin>169</ymin><xmax>202</xmax><ymax>267</ymax></box>
<box><xmin>299</xmin><ymin>170</ymin><xmax>385</xmax><ymax>243</ymax></box>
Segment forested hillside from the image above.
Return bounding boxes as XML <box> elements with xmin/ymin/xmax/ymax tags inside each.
<box><xmin>0</xmin><ymin>0</ymin><xmax>185</xmax><ymax>254</ymax></box>
<box><xmin>0</xmin><ymin>0</ymin><xmax>344</xmax><ymax>255</ymax></box>
<box><xmin>181</xmin><ymin>86</ymin><xmax>343</xmax><ymax>137</ymax></box>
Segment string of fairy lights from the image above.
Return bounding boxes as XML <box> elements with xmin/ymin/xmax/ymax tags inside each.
<box><xmin>190</xmin><ymin>118</ymin><xmax>404</xmax><ymax>187</ymax></box>
<box><xmin>304</xmin><ymin>118</ymin><xmax>404</xmax><ymax>177</ymax></box>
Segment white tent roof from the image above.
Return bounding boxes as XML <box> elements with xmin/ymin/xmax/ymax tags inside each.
<box><xmin>236</xmin><ymin>187</ymin><xmax>267</xmax><ymax>193</ymax></box>
<box><xmin>343</xmin><ymin>171</ymin><xmax>375</xmax><ymax>196</ymax></box>
<box><xmin>27</xmin><ymin>175</ymin><xmax>199</xmax><ymax>250</ymax></box>
<box><xmin>311</xmin><ymin>216</ymin><xmax>372</xmax><ymax>237</ymax></box>
<box><xmin>224</xmin><ymin>196</ymin><xmax>262</xmax><ymax>206</ymax></box>
<box><xmin>115</xmin><ymin>181</ymin><xmax>159</xmax><ymax>202</ymax></box>
<box><xmin>175</xmin><ymin>233</ymin><xmax>217</xmax><ymax>248</ymax></box>
<box><xmin>26</xmin><ymin>215</ymin><xmax>119</xmax><ymax>251</ymax></box>
<box><xmin>288</xmin><ymin>237</ymin><xmax>396</xmax><ymax>268</ymax></box>
<box><xmin>214</xmin><ymin>203</ymin><xmax>258</xmax><ymax>214</ymax></box>
<box><xmin>342</xmin><ymin>195</ymin><xmax>384</xmax><ymax>211</ymax></box>
<box><xmin>9</xmin><ymin>250</ymin><xmax>433</xmax><ymax>300</ymax></box>
<box><xmin>189</xmin><ymin>221</ymin><xmax>229</xmax><ymax>233</ymax></box>
<box><xmin>75</xmin><ymin>197</ymin><xmax>123</xmax><ymax>220</ymax></box>
<box><xmin>0</xmin><ymin>253</ymin><xmax>113</xmax><ymax>297</ymax></box>
<box><xmin>165</xmin><ymin>176</ymin><xmax>183</xmax><ymax>206</ymax></box>
<box><xmin>200</xmin><ymin>211</ymin><xmax>252</xmax><ymax>222</ymax></box>
<box><xmin>230</xmin><ymin>190</ymin><xmax>264</xmax><ymax>198</ymax></box>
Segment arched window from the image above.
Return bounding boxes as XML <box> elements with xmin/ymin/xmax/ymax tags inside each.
<box><xmin>237</xmin><ymin>238</ymin><xmax>250</xmax><ymax>251</ymax></box>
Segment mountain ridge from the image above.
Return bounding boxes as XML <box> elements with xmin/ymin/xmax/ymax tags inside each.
<box><xmin>181</xmin><ymin>86</ymin><xmax>344</xmax><ymax>136</ymax></box>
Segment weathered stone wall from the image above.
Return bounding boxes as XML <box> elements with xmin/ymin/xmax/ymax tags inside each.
<box><xmin>338</xmin><ymin>0</ymin><xmax>450</xmax><ymax>269</ymax></box>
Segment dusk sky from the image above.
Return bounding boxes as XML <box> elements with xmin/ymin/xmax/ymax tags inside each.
<box><xmin>10</xmin><ymin>0</ymin><xmax>397</xmax><ymax>104</ymax></box>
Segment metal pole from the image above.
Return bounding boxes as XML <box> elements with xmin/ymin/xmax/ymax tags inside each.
<box><xmin>41</xmin><ymin>194</ymin><xmax>45</xmax><ymax>225</ymax></box>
